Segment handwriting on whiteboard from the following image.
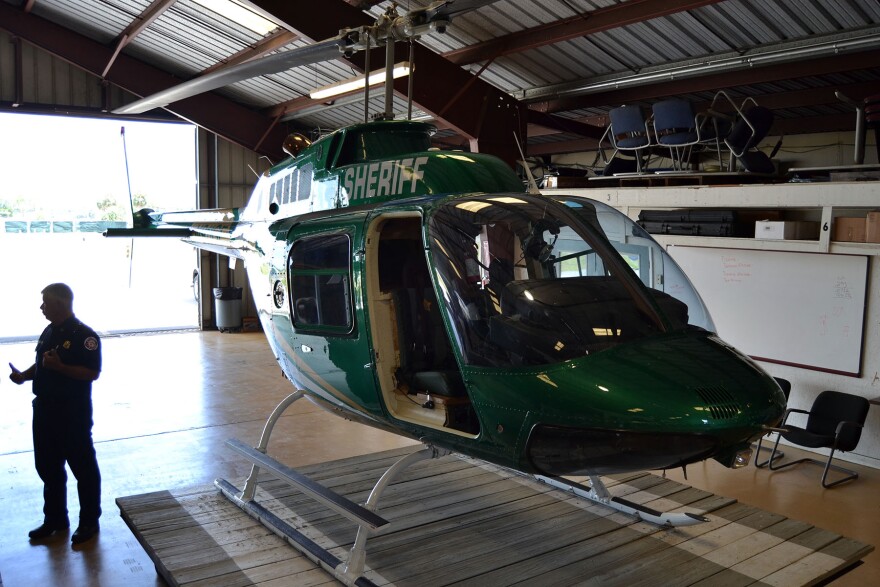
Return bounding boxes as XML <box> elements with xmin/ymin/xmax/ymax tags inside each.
<box><xmin>833</xmin><ymin>276</ymin><xmax>852</xmax><ymax>299</ymax></box>
<box><xmin>721</xmin><ymin>256</ymin><xmax>752</xmax><ymax>283</ymax></box>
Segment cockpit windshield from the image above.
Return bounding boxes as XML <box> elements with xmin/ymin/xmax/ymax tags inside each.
<box><xmin>428</xmin><ymin>195</ymin><xmax>715</xmax><ymax>367</ymax></box>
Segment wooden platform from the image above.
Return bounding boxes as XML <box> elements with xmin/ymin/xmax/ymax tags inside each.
<box><xmin>117</xmin><ymin>446</ymin><xmax>874</xmax><ymax>586</ymax></box>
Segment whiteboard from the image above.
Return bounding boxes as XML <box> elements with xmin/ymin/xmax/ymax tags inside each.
<box><xmin>668</xmin><ymin>246</ymin><xmax>868</xmax><ymax>376</ymax></box>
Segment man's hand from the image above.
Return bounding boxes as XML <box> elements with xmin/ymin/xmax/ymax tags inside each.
<box><xmin>9</xmin><ymin>363</ymin><xmax>25</xmax><ymax>385</ymax></box>
<box><xmin>41</xmin><ymin>349</ymin><xmax>62</xmax><ymax>371</ymax></box>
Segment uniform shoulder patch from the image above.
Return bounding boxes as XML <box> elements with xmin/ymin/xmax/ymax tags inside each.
<box><xmin>84</xmin><ymin>337</ymin><xmax>99</xmax><ymax>351</ymax></box>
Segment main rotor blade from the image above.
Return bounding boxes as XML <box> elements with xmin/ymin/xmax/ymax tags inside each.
<box><xmin>114</xmin><ymin>36</ymin><xmax>347</xmax><ymax>114</ymax></box>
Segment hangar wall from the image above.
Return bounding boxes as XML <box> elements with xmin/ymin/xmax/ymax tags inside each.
<box><xmin>0</xmin><ymin>29</ymin><xmax>130</xmax><ymax>111</ymax></box>
<box><xmin>195</xmin><ymin>130</ymin><xmax>264</xmax><ymax>328</ymax></box>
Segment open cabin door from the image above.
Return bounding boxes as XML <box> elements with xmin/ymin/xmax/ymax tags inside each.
<box><xmin>364</xmin><ymin>212</ymin><xmax>479</xmax><ymax>437</ymax></box>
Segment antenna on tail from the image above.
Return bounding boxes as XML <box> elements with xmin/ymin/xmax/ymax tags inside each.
<box><xmin>121</xmin><ymin>126</ymin><xmax>135</xmax><ymax>287</ymax></box>
<box><xmin>514</xmin><ymin>132</ymin><xmax>541</xmax><ymax>195</ymax></box>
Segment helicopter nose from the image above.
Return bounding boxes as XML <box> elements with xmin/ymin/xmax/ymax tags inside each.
<box><xmin>525</xmin><ymin>425</ymin><xmax>721</xmax><ymax>476</ymax></box>
<box><xmin>518</xmin><ymin>333</ymin><xmax>785</xmax><ymax>476</ymax></box>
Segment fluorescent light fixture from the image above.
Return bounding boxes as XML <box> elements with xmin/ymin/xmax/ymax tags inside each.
<box><xmin>192</xmin><ymin>0</ymin><xmax>278</xmax><ymax>36</ymax></box>
<box><xmin>310</xmin><ymin>62</ymin><xmax>410</xmax><ymax>100</ymax></box>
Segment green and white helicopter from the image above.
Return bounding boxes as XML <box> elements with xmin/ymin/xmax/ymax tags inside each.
<box><xmin>109</xmin><ymin>2</ymin><xmax>786</xmax><ymax>583</ymax></box>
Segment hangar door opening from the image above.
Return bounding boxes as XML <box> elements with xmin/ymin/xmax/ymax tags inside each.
<box><xmin>0</xmin><ymin>113</ymin><xmax>199</xmax><ymax>342</ymax></box>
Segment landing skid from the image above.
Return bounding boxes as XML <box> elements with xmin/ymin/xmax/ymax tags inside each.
<box><xmin>215</xmin><ymin>389</ymin><xmax>450</xmax><ymax>587</ymax></box>
<box><xmin>217</xmin><ymin>391</ymin><xmax>707</xmax><ymax>586</ymax></box>
<box><xmin>535</xmin><ymin>474</ymin><xmax>709</xmax><ymax>527</ymax></box>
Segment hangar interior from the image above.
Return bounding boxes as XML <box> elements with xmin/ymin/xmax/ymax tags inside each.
<box><xmin>1</xmin><ymin>0</ymin><xmax>879</xmax><ymax>585</ymax></box>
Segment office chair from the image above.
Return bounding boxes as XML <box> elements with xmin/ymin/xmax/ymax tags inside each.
<box><xmin>607</xmin><ymin>105</ymin><xmax>653</xmax><ymax>173</ymax></box>
<box><xmin>696</xmin><ymin>112</ymin><xmax>732</xmax><ymax>171</ymax></box>
<box><xmin>725</xmin><ymin>103</ymin><xmax>776</xmax><ymax>173</ymax></box>
<box><xmin>652</xmin><ymin>99</ymin><xmax>700</xmax><ymax>171</ymax></box>
<box><xmin>767</xmin><ymin>390</ymin><xmax>869</xmax><ymax>488</ymax></box>
<box><xmin>705</xmin><ymin>91</ymin><xmax>778</xmax><ymax>173</ymax></box>
<box><xmin>754</xmin><ymin>377</ymin><xmax>791</xmax><ymax>468</ymax></box>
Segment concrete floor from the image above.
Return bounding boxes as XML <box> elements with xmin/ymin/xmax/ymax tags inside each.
<box><xmin>0</xmin><ymin>331</ymin><xmax>876</xmax><ymax>586</ymax></box>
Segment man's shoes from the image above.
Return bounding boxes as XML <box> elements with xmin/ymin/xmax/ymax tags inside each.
<box><xmin>71</xmin><ymin>523</ymin><xmax>99</xmax><ymax>545</ymax></box>
<box><xmin>28</xmin><ymin>522</ymin><xmax>69</xmax><ymax>540</ymax></box>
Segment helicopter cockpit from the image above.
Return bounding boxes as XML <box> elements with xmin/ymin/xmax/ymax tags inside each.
<box><xmin>428</xmin><ymin>195</ymin><xmax>715</xmax><ymax>367</ymax></box>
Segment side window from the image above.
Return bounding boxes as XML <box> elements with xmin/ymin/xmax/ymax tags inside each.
<box><xmin>297</xmin><ymin>163</ymin><xmax>313</xmax><ymax>201</ymax></box>
<box><xmin>289</xmin><ymin>234</ymin><xmax>353</xmax><ymax>333</ymax></box>
<box><xmin>283</xmin><ymin>174</ymin><xmax>293</xmax><ymax>204</ymax></box>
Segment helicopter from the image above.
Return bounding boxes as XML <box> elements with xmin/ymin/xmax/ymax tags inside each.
<box><xmin>106</xmin><ymin>1</ymin><xmax>786</xmax><ymax>583</ymax></box>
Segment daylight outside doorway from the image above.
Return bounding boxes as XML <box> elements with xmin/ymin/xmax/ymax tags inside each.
<box><xmin>0</xmin><ymin>113</ymin><xmax>199</xmax><ymax>342</ymax></box>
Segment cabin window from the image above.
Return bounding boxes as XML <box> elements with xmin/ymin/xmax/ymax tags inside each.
<box><xmin>334</xmin><ymin>128</ymin><xmax>432</xmax><ymax>167</ymax></box>
<box><xmin>288</xmin><ymin>233</ymin><xmax>353</xmax><ymax>334</ymax></box>
<box><xmin>428</xmin><ymin>196</ymin><xmax>691</xmax><ymax>367</ymax></box>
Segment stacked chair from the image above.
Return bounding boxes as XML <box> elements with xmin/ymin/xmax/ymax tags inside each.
<box><xmin>707</xmin><ymin>91</ymin><xmax>779</xmax><ymax>173</ymax></box>
<box><xmin>597</xmin><ymin>92</ymin><xmax>778</xmax><ymax>176</ymax></box>
<box><xmin>604</xmin><ymin>104</ymin><xmax>653</xmax><ymax>174</ymax></box>
<box><xmin>651</xmin><ymin>99</ymin><xmax>701</xmax><ymax>171</ymax></box>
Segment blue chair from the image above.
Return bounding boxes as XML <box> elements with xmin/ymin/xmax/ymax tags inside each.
<box><xmin>652</xmin><ymin>99</ymin><xmax>700</xmax><ymax>171</ymax></box>
<box><xmin>607</xmin><ymin>105</ymin><xmax>652</xmax><ymax>173</ymax></box>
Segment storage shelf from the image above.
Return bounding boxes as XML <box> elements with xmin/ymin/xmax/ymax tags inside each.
<box><xmin>545</xmin><ymin>181</ymin><xmax>880</xmax><ymax>256</ymax></box>
<box><xmin>552</xmin><ymin>180</ymin><xmax>880</xmax><ymax>209</ymax></box>
<box><xmin>651</xmin><ymin>235</ymin><xmax>880</xmax><ymax>255</ymax></box>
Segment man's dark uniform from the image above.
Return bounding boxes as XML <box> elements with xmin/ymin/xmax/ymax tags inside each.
<box><xmin>32</xmin><ymin>316</ymin><xmax>102</xmax><ymax>529</ymax></box>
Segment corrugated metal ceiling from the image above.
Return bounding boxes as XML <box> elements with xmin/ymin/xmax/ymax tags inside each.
<box><xmin>2</xmin><ymin>0</ymin><xmax>879</xmax><ymax>157</ymax></box>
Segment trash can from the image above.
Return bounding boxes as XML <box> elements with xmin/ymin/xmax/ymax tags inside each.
<box><xmin>213</xmin><ymin>287</ymin><xmax>242</xmax><ymax>332</ymax></box>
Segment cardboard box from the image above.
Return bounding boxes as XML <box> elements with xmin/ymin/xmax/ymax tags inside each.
<box><xmin>833</xmin><ymin>217</ymin><xmax>867</xmax><ymax>242</ymax></box>
<box><xmin>867</xmin><ymin>211</ymin><xmax>880</xmax><ymax>243</ymax></box>
<box><xmin>542</xmin><ymin>175</ymin><xmax>590</xmax><ymax>188</ymax></box>
<box><xmin>755</xmin><ymin>220</ymin><xmax>820</xmax><ymax>240</ymax></box>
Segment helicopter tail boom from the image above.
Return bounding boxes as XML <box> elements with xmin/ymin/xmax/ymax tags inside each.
<box><xmin>103</xmin><ymin>206</ymin><xmax>248</xmax><ymax>261</ymax></box>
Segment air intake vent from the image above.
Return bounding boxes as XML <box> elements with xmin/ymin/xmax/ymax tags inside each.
<box><xmin>695</xmin><ymin>386</ymin><xmax>741</xmax><ymax>420</ymax></box>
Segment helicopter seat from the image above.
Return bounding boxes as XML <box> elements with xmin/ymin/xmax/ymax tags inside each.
<box><xmin>393</xmin><ymin>287</ymin><xmax>465</xmax><ymax>398</ymax></box>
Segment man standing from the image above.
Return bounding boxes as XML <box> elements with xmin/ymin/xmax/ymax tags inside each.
<box><xmin>8</xmin><ymin>283</ymin><xmax>102</xmax><ymax>545</ymax></box>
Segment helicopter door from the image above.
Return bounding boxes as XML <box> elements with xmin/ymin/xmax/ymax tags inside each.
<box><xmin>286</xmin><ymin>225</ymin><xmax>384</xmax><ymax>416</ymax></box>
<box><xmin>364</xmin><ymin>212</ymin><xmax>479</xmax><ymax>437</ymax></box>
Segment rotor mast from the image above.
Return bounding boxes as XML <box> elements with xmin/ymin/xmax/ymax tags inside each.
<box><xmin>341</xmin><ymin>2</ymin><xmax>448</xmax><ymax>122</ymax></box>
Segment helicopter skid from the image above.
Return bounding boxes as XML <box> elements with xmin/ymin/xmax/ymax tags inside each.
<box><xmin>535</xmin><ymin>474</ymin><xmax>709</xmax><ymax>527</ymax></box>
<box><xmin>216</xmin><ymin>437</ymin><xmax>400</xmax><ymax>587</ymax></box>
<box><xmin>217</xmin><ymin>423</ymin><xmax>448</xmax><ymax>586</ymax></box>
<box><xmin>215</xmin><ymin>478</ymin><xmax>378</xmax><ymax>586</ymax></box>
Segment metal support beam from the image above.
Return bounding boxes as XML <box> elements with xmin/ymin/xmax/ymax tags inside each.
<box><xmin>12</xmin><ymin>35</ymin><xmax>22</xmax><ymax>107</ymax></box>
<box><xmin>0</xmin><ymin>2</ymin><xmax>289</xmax><ymax>160</ymax></box>
<box><xmin>527</xmin><ymin>110</ymin><xmax>605</xmax><ymax>139</ymax></box>
<box><xmin>444</xmin><ymin>0</ymin><xmax>724</xmax><ymax>66</ymax></box>
<box><xmin>530</xmin><ymin>49</ymin><xmax>880</xmax><ymax>116</ymax></box>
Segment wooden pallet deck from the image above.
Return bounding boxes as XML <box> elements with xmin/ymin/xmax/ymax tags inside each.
<box><xmin>116</xmin><ymin>446</ymin><xmax>873</xmax><ymax>586</ymax></box>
